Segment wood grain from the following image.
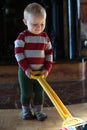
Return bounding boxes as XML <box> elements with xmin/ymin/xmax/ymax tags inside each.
<box><xmin>0</xmin><ymin>103</ymin><xmax>87</xmax><ymax>130</ymax></box>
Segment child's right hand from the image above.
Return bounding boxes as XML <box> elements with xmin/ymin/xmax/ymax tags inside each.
<box><xmin>25</xmin><ymin>68</ymin><xmax>32</xmax><ymax>78</ymax></box>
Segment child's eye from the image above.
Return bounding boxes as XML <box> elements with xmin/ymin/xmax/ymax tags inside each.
<box><xmin>32</xmin><ymin>24</ymin><xmax>45</xmax><ymax>27</ymax></box>
<box><xmin>41</xmin><ymin>24</ymin><xmax>44</xmax><ymax>26</ymax></box>
<box><xmin>32</xmin><ymin>24</ymin><xmax>38</xmax><ymax>27</ymax></box>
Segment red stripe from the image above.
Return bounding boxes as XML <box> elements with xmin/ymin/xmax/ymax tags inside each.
<box><xmin>18</xmin><ymin>59</ymin><xmax>29</xmax><ymax>71</ymax></box>
<box><xmin>27</xmin><ymin>57</ymin><xmax>45</xmax><ymax>64</ymax></box>
<box><xmin>25</xmin><ymin>30</ymin><xmax>49</xmax><ymax>38</ymax></box>
<box><xmin>25</xmin><ymin>43</ymin><xmax>46</xmax><ymax>50</ymax></box>
<box><xmin>45</xmin><ymin>49</ymin><xmax>53</xmax><ymax>55</ymax></box>
<box><xmin>44</xmin><ymin>61</ymin><xmax>52</xmax><ymax>72</ymax></box>
<box><xmin>14</xmin><ymin>47</ymin><xmax>24</xmax><ymax>53</ymax></box>
<box><xmin>17</xmin><ymin>33</ymin><xmax>25</xmax><ymax>41</ymax></box>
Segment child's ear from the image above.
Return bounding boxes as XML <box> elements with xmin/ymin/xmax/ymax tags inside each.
<box><xmin>23</xmin><ymin>19</ymin><xmax>27</xmax><ymax>25</ymax></box>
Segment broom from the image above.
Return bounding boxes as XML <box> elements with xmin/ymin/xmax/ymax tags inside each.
<box><xmin>30</xmin><ymin>71</ymin><xmax>87</xmax><ymax>130</ymax></box>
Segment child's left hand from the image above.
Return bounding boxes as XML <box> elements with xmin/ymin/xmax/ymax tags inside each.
<box><xmin>41</xmin><ymin>70</ymin><xmax>48</xmax><ymax>78</ymax></box>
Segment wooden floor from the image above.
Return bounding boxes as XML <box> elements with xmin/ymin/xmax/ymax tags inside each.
<box><xmin>0</xmin><ymin>103</ymin><xmax>87</xmax><ymax>130</ymax></box>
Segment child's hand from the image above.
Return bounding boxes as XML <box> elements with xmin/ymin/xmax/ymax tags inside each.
<box><xmin>41</xmin><ymin>70</ymin><xmax>48</xmax><ymax>78</ymax></box>
<box><xmin>25</xmin><ymin>68</ymin><xmax>32</xmax><ymax>78</ymax></box>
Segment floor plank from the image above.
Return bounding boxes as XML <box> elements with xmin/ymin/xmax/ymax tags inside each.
<box><xmin>0</xmin><ymin>103</ymin><xmax>87</xmax><ymax>130</ymax></box>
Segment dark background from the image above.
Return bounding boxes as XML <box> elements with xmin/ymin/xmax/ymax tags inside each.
<box><xmin>0</xmin><ymin>0</ymin><xmax>82</xmax><ymax>65</ymax></box>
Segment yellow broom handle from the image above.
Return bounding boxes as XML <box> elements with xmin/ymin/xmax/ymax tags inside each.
<box><xmin>30</xmin><ymin>72</ymin><xmax>72</xmax><ymax>120</ymax></box>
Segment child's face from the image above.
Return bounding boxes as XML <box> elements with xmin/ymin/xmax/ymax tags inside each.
<box><xmin>23</xmin><ymin>14</ymin><xmax>46</xmax><ymax>34</ymax></box>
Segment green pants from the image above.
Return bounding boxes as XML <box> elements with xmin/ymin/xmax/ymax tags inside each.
<box><xmin>18</xmin><ymin>67</ymin><xmax>44</xmax><ymax>105</ymax></box>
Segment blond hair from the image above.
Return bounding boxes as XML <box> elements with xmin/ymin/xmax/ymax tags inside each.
<box><xmin>24</xmin><ymin>2</ymin><xmax>46</xmax><ymax>19</ymax></box>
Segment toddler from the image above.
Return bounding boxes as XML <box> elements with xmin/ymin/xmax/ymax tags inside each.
<box><xmin>14</xmin><ymin>2</ymin><xmax>53</xmax><ymax>121</ymax></box>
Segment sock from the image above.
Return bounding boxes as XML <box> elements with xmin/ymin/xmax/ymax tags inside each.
<box><xmin>22</xmin><ymin>105</ymin><xmax>29</xmax><ymax>109</ymax></box>
<box><xmin>34</xmin><ymin>105</ymin><xmax>41</xmax><ymax>114</ymax></box>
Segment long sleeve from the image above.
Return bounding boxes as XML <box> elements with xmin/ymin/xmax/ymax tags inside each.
<box><xmin>14</xmin><ymin>32</ymin><xmax>29</xmax><ymax>71</ymax></box>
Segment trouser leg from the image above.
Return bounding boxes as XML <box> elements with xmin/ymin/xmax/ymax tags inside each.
<box><xmin>18</xmin><ymin>67</ymin><xmax>33</xmax><ymax>105</ymax></box>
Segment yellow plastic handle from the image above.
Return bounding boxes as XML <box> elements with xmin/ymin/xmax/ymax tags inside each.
<box><xmin>30</xmin><ymin>71</ymin><xmax>44</xmax><ymax>80</ymax></box>
<box><xmin>30</xmin><ymin>71</ymin><xmax>84</xmax><ymax>127</ymax></box>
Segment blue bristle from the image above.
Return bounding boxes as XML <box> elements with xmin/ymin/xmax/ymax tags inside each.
<box><xmin>82</xmin><ymin>124</ymin><xmax>87</xmax><ymax>130</ymax></box>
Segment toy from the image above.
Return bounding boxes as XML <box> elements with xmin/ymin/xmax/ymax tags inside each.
<box><xmin>30</xmin><ymin>71</ymin><xmax>87</xmax><ymax>130</ymax></box>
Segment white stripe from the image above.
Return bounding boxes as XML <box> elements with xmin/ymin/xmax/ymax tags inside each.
<box><xmin>14</xmin><ymin>40</ymin><xmax>25</xmax><ymax>47</ymax></box>
<box><xmin>30</xmin><ymin>64</ymin><xmax>44</xmax><ymax>70</ymax></box>
<box><xmin>45</xmin><ymin>41</ymin><xmax>52</xmax><ymax>50</ymax></box>
<box><xmin>15</xmin><ymin>53</ymin><xmax>25</xmax><ymax>61</ymax></box>
<box><xmin>45</xmin><ymin>54</ymin><xmax>53</xmax><ymax>62</ymax></box>
<box><xmin>25</xmin><ymin>36</ymin><xmax>47</xmax><ymax>44</ymax></box>
<box><xmin>24</xmin><ymin>50</ymin><xmax>45</xmax><ymax>58</ymax></box>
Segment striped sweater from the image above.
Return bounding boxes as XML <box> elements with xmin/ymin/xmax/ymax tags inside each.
<box><xmin>14</xmin><ymin>30</ymin><xmax>53</xmax><ymax>72</ymax></box>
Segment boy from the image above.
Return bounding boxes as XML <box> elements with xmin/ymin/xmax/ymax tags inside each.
<box><xmin>14</xmin><ymin>2</ymin><xmax>53</xmax><ymax>121</ymax></box>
